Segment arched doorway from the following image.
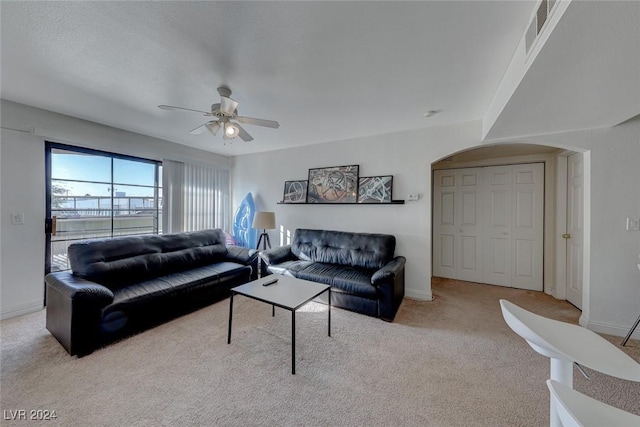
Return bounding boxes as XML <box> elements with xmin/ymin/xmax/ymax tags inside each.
<box><xmin>430</xmin><ymin>142</ymin><xmax>589</xmax><ymax>319</ymax></box>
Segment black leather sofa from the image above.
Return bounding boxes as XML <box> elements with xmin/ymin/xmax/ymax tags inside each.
<box><xmin>45</xmin><ymin>229</ymin><xmax>258</xmax><ymax>356</ymax></box>
<box><xmin>259</xmin><ymin>229</ymin><xmax>405</xmax><ymax>321</ymax></box>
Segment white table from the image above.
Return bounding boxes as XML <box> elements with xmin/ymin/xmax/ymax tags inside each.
<box><xmin>228</xmin><ymin>275</ymin><xmax>331</xmax><ymax>375</ymax></box>
<box><xmin>500</xmin><ymin>299</ymin><xmax>640</xmax><ymax>427</ymax></box>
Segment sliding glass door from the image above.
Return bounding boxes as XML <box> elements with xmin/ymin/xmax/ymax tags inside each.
<box><xmin>45</xmin><ymin>142</ymin><xmax>161</xmax><ymax>274</ymax></box>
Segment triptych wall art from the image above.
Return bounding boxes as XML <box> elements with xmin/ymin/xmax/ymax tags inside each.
<box><xmin>281</xmin><ymin>165</ymin><xmax>396</xmax><ymax>204</ymax></box>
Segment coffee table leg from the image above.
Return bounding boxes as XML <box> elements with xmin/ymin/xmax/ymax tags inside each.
<box><xmin>227</xmin><ymin>292</ymin><xmax>234</xmax><ymax>344</ymax></box>
<box><xmin>328</xmin><ymin>288</ymin><xmax>331</xmax><ymax>337</ymax></box>
<box><xmin>291</xmin><ymin>310</ymin><xmax>296</xmax><ymax>375</ymax></box>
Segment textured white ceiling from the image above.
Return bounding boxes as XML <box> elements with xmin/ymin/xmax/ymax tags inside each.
<box><xmin>1</xmin><ymin>1</ymin><xmax>536</xmax><ymax>156</ymax></box>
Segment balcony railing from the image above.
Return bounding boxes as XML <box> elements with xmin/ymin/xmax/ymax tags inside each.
<box><xmin>49</xmin><ymin>212</ymin><xmax>162</xmax><ymax>272</ymax></box>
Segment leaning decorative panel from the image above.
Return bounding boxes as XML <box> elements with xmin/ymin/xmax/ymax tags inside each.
<box><xmin>283</xmin><ymin>180</ymin><xmax>308</xmax><ymax>204</ymax></box>
<box><xmin>307</xmin><ymin>165</ymin><xmax>359</xmax><ymax>203</ymax></box>
<box><xmin>358</xmin><ymin>176</ymin><xmax>393</xmax><ymax>203</ymax></box>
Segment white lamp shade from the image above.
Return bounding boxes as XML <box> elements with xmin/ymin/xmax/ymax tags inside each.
<box><xmin>252</xmin><ymin>211</ymin><xmax>276</xmax><ymax>230</ymax></box>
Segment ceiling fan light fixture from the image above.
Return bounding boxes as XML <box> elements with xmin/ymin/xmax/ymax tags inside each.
<box><xmin>225</xmin><ymin>122</ymin><xmax>240</xmax><ymax>138</ymax></box>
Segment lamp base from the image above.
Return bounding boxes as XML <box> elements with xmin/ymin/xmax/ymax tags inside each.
<box><xmin>256</xmin><ymin>231</ymin><xmax>271</xmax><ymax>251</ymax></box>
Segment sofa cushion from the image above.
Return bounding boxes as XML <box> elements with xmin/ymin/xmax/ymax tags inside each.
<box><xmin>291</xmin><ymin>229</ymin><xmax>395</xmax><ymax>270</ymax></box>
<box><xmin>267</xmin><ymin>260</ymin><xmax>314</xmax><ymax>277</ymax></box>
<box><xmin>296</xmin><ymin>263</ymin><xmax>377</xmax><ymax>299</ymax></box>
<box><xmin>69</xmin><ymin>229</ymin><xmax>228</xmax><ymax>289</ymax></box>
<box><xmin>104</xmin><ymin>262</ymin><xmax>247</xmax><ymax>314</ymax></box>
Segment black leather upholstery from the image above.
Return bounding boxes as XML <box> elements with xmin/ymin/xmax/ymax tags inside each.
<box><xmin>45</xmin><ymin>229</ymin><xmax>258</xmax><ymax>356</ymax></box>
<box><xmin>260</xmin><ymin>229</ymin><xmax>405</xmax><ymax>321</ymax></box>
<box><xmin>291</xmin><ymin>228</ymin><xmax>395</xmax><ymax>269</ymax></box>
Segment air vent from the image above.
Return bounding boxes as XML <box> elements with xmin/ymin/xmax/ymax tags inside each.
<box><xmin>536</xmin><ymin>0</ymin><xmax>548</xmax><ymax>33</ymax></box>
<box><xmin>525</xmin><ymin>0</ymin><xmax>558</xmax><ymax>54</ymax></box>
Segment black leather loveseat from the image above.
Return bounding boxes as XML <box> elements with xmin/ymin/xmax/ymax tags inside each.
<box><xmin>45</xmin><ymin>229</ymin><xmax>258</xmax><ymax>356</ymax></box>
<box><xmin>259</xmin><ymin>229</ymin><xmax>405</xmax><ymax>321</ymax></box>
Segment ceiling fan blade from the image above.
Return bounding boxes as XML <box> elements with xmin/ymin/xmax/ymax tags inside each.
<box><xmin>219</xmin><ymin>96</ymin><xmax>239</xmax><ymax>115</ymax></box>
<box><xmin>235</xmin><ymin>116</ymin><xmax>280</xmax><ymax>129</ymax></box>
<box><xmin>189</xmin><ymin>120</ymin><xmax>219</xmax><ymax>135</ymax></box>
<box><xmin>158</xmin><ymin>105</ymin><xmax>211</xmax><ymax>115</ymax></box>
<box><xmin>189</xmin><ymin>122</ymin><xmax>208</xmax><ymax>134</ymax></box>
<box><xmin>205</xmin><ymin>121</ymin><xmax>221</xmax><ymax>136</ymax></box>
<box><xmin>236</xmin><ymin>123</ymin><xmax>254</xmax><ymax>142</ymax></box>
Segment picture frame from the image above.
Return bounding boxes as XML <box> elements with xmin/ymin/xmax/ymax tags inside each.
<box><xmin>307</xmin><ymin>165</ymin><xmax>359</xmax><ymax>203</ymax></box>
<box><xmin>283</xmin><ymin>180</ymin><xmax>308</xmax><ymax>204</ymax></box>
<box><xmin>358</xmin><ymin>176</ymin><xmax>393</xmax><ymax>203</ymax></box>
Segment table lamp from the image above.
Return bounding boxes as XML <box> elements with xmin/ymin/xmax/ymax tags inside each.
<box><xmin>252</xmin><ymin>211</ymin><xmax>276</xmax><ymax>250</ymax></box>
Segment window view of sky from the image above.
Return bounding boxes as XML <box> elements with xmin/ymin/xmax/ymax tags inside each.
<box><xmin>52</xmin><ymin>151</ymin><xmax>161</xmax><ymax>198</ymax></box>
<box><xmin>51</xmin><ymin>150</ymin><xmax>162</xmax><ymax>213</ymax></box>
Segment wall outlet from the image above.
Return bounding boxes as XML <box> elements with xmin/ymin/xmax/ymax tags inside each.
<box><xmin>407</xmin><ymin>193</ymin><xmax>419</xmax><ymax>201</ymax></box>
<box><xmin>11</xmin><ymin>212</ymin><xmax>24</xmax><ymax>225</ymax></box>
<box><xmin>626</xmin><ymin>217</ymin><xmax>640</xmax><ymax>231</ymax></box>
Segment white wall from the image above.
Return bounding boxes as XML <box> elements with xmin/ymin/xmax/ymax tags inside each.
<box><xmin>234</xmin><ymin>117</ymin><xmax>640</xmax><ymax>339</ymax></box>
<box><xmin>232</xmin><ymin>120</ymin><xmax>484</xmax><ymax>301</ymax></box>
<box><xmin>1</xmin><ymin>130</ymin><xmax>46</xmax><ymax>318</ymax></box>
<box><xmin>516</xmin><ymin>119</ymin><xmax>640</xmax><ymax>338</ymax></box>
<box><xmin>0</xmin><ymin>100</ymin><xmax>232</xmax><ymax>319</ymax></box>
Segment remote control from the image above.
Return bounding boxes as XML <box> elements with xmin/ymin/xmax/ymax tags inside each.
<box><xmin>262</xmin><ymin>278</ymin><xmax>279</xmax><ymax>286</ymax></box>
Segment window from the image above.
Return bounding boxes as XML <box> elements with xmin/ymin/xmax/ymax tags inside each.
<box><xmin>46</xmin><ymin>142</ymin><xmax>162</xmax><ymax>273</ymax></box>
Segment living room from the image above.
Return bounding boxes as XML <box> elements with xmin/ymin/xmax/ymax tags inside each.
<box><xmin>1</xmin><ymin>1</ymin><xmax>639</xmax><ymax>425</ymax></box>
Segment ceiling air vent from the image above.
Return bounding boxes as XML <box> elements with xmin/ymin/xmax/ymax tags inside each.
<box><xmin>525</xmin><ymin>0</ymin><xmax>558</xmax><ymax>54</ymax></box>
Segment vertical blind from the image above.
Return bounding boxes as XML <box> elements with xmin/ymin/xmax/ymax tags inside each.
<box><xmin>162</xmin><ymin>159</ymin><xmax>230</xmax><ymax>234</ymax></box>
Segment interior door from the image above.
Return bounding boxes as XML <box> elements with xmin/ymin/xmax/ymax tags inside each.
<box><xmin>566</xmin><ymin>153</ymin><xmax>584</xmax><ymax>308</ymax></box>
<box><xmin>433</xmin><ymin>163</ymin><xmax>544</xmax><ymax>291</ymax></box>
<box><xmin>483</xmin><ymin>166</ymin><xmax>513</xmax><ymax>287</ymax></box>
<box><xmin>457</xmin><ymin>169</ymin><xmax>483</xmax><ymax>282</ymax></box>
<box><xmin>433</xmin><ymin>170</ymin><xmax>457</xmax><ymax>279</ymax></box>
<box><xmin>510</xmin><ymin>163</ymin><xmax>544</xmax><ymax>291</ymax></box>
<box><xmin>432</xmin><ymin>168</ymin><xmax>483</xmax><ymax>282</ymax></box>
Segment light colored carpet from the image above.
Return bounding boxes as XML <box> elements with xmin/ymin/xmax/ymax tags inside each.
<box><xmin>1</xmin><ymin>279</ymin><xmax>639</xmax><ymax>426</ymax></box>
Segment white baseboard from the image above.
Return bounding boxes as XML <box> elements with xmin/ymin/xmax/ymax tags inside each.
<box><xmin>0</xmin><ymin>299</ymin><xmax>43</xmax><ymax>320</ymax></box>
<box><xmin>405</xmin><ymin>288</ymin><xmax>433</xmax><ymax>301</ymax></box>
<box><xmin>586</xmin><ymin>318</ymin><xmax>640</xmax><ymax>341</ymax></box>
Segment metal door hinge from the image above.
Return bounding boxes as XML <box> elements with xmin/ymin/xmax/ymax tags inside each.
<box><xmin>562</xmin><ymin>233</ymin><xmax>571</xmax><ymax>239</ymax></box>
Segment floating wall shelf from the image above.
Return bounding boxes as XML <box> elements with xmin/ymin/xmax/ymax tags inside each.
<box><xmin>277</xmin><ymin>200</ymin><xmax>405</xmax><ymax>205</ymax></box>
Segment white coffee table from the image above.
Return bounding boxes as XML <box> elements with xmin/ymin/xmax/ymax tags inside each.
<box><xmin>227</xmin><ymin>275</ymin><xmax>331</xmax><ymax>374</ymax></box>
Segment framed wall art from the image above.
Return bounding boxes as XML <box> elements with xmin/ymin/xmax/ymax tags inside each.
<box><xmin>283</xmin><ymin>180</ymin><xmax>308</xmax><ymax>203</ymax></box>
<box><xmin>307</xmin><ymin>165</ymin><xmax>359</xmax><ymax>203</ymax></box>
<box><xmin>358</xmin><ymin>176</ymin><xmax>393</xmax><ymax>203</ymax></box>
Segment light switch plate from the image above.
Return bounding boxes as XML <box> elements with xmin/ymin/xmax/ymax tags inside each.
<box><xmin>11</xmin><ymin>212</ymin><xmax>24</xmax><ymax>225</ymax></box>
<box><xmin>626</xmin><ymin>217</ymin><xmax>640</xmax><ymax>231</ymax></box>
<box><xmin>407</xmin><ymin>193</ymin><xmax>419</xmax><ymax>201</ymax></box>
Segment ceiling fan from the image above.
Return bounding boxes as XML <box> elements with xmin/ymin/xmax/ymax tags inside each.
<box><xmin>158</xmin><ymin>86</ymin><xmax>279</xmax><ymax>142</ymax></box>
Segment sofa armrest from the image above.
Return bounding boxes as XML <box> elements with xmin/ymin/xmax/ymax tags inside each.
<box><xmin>46</xmin><ymin>272</ymin><xmax>114</xmax><ymax>302</ymax></box>
<box><xmin>371</xmin><ymin>256</ymin><xmax>406</xmax><ymax>321</ymax></box>
<box><xmin>371</xmin><ymin>256</ymin><xmax>406</xmax><ymax>285</ymax></box>
<box><xmin>45</xmin><ymin>272</ymin><xmax>114</xmax><ymax>356</ymax></box>
<box><xmin>225</xmin><ymin>245</ymin><xmax>259</xmax><ymax>280</ymax></box>
<box><xmin>259</xmin><ymin>245</ymin><xmax>295</xmax><ymax>266</ymax></box>
<box><xmin>225</xmin><ymin>245</ymin><xmax>258</xmax><ymax>265</ymax></box>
